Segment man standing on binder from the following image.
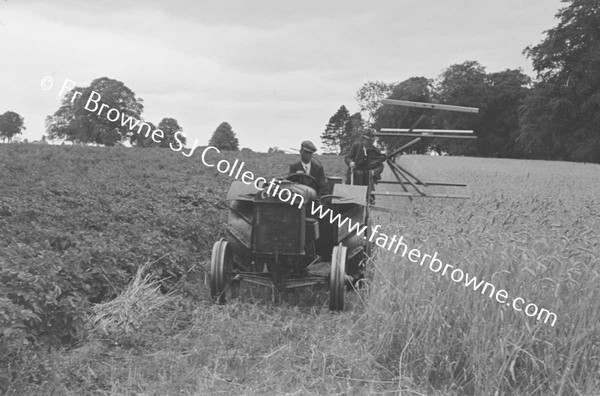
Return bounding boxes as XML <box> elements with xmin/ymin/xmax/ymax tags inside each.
<box><xmin>344</xmin><ymin>131</ymin><xmax>384</xmax><ymax>189</ymax></box>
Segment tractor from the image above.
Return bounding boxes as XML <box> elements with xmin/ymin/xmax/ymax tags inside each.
<box><xmin>210</xmin><ymin>172</ymin><xmax>371</xmax><ymax>311</ymax></box>
<box><xmin>210</xmin><ymin>99</ymin><xmax>479</xmax><ymax>311</ymax></box>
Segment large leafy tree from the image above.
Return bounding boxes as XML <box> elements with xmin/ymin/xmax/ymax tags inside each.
<box><xmin>431</xmin><ymin>61</ymin><xmax>488</xmax><ymax>155</ymax></box>
<box><xmin>519</xmin><ymin>0</ymin><xmax>600</xmax><ymax>162</ymax></box>
<box><xmin>157</xmin><ymin>118</ymin><xmax>185</xmax><ymax>148</ymax></box>
<box><xmin>209</xmin><ymin>122</ymin><xmax>239</xmax><ymax>151</ymax></box>
<box><xmin>372</xmin><ymin>77</ymin><xmax>434</xmax><ymax>152</ymax></box>
<box><xmin>131</xmin><ymin>121</ymin><xmax>158</xmax><ymax>147</ymax></box>
<box><xmin>356</xmin><ymin>81</ymin><xmax>396</xmax><ymax>123</ymax></box>
<box><xmin>46</xmin><ymin>77</ymin><xmax>144</xmax><ymax>146</ymax></box>
<box><xmin>0</xmin><ymin>111</ymin><xmax>26</xmax><ymax>143</ymax></box>
<box><xmin>432</xmin><ymin>62</ymin><xmax>532</xmax><ymax>157</ymax></box>
<box><xmin>478</xmin><ymin>69</ymin><xmax>531</xmax><ymax>157</ymax></box>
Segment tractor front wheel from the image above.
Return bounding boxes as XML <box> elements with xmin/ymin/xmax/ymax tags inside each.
<box><xmin>329</xmin><ymin>243</ymin><xmax>347</xmax><ymax>311</ymax></box>
<box><xmin>210</xmin><ymin>239</ymin><xmax>236</xmax><ymax>303</ymax></box>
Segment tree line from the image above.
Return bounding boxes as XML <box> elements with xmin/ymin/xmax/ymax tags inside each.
<box><xmin>41</xmin><ymin>77</ymin><xmax>240</xmax><ymax>151</ymax></box>
<box><xmin>0</xmin><ymin>76</ymin><xmax>236</xmax><ymax>151</ymax></box>
<box><xmin>323</xmin><ymin>0</ymin><xmax>600</xmax><ymax>163</ymax></box>
<box><xmin>0</xmin><ymin>111</ymin><xmax>26</xmax><ymax>143</ymax></box>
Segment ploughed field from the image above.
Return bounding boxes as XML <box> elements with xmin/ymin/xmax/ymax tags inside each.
<box><xmin>1</xmin><ymin>144</ymin><xmax>598</xmax><ymax>395</ymax></box>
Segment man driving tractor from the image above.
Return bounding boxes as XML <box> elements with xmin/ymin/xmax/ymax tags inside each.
<box><xmin>289</xmin><ymin>140</ymin><xmax>327</xmax><ymax>197</ymax></box>
<box><xmin>288</xmin><ymin>140</ymin><xmax>333</xmax><ymax>261</ymax></box>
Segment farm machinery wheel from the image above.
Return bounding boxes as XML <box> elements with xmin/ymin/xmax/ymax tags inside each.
<box><xmin>210</xmin><ymin>239</ymin><xmax>237</xmax><ymax>303</ymax></box>
<box><xmin>329</xmin><ymin>243</ymin><xmax>347</xmax><ymax>311</ymax></box>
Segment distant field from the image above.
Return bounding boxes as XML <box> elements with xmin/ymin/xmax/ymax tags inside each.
<box><xmin>1</xmin><ymin>144</ymin><xmax>598</xmax><ymax>395</ymax></box>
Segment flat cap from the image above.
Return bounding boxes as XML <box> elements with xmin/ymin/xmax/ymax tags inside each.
<box><xmin>300</xmin><ymin>140</ymin><xmax>317</xmax><ymax>153</ymax></box>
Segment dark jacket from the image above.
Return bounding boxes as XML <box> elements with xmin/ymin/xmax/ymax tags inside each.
<box><xmin>289</xmin><ymin>159</ymin><xmax>327</xmax><ymax>196</ymax></box>
<box><xmin>344</xmin><ymin>142</ymin><xmax>384</xmax><ymax>181</ymax></box>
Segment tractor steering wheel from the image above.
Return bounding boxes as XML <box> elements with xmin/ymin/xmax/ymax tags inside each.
<box><xmin>286</xmin><ymin>172</ymin><xmax>319</xmax><ymax>192</ymax></box>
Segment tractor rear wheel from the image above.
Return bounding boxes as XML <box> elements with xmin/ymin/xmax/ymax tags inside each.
<box><xmin>329</xmin><ymin>243</ymin><xmax>347</xmax><ymax>311</ymax></box>
<box><xmin>210</xmin><ymin>239</ymin><xmax>235</xmax><ymax>303</ymax></box>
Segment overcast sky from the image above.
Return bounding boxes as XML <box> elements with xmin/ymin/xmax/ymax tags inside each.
<box><xmin>1</xmin><ymin>0</ymin><xmax>563</xmax><ymax>152</ymax></box>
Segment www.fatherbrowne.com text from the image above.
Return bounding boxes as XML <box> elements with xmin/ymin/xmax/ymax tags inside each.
<box><xmin>198</xmin><ymin>146</ymin><xmax>557</xmax><ymax>327</ymax></box>
<box><xmin>311</xmin><ymin>201</ymin><xmax>556</xmax><ymax>327</ymax></box>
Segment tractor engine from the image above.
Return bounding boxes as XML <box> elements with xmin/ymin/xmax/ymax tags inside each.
<box><xmin>252</xmin><ymin>181</ymin><xmax>319</xmax><ymax>272</ymax></box>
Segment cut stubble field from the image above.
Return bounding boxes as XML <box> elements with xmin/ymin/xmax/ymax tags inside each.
<box><xmin>1</xmin><ymin>145</ymin><xmax>599</xmax><ymax>395</ymax></box>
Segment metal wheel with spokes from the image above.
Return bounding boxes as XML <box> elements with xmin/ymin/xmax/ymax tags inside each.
<box><xmin>329</xmin><ymin>243</ymin><xmax>347</xmax><ymax>311</ymax></box>
<box><xmin>210</xmin><ymin>239</ymin><xmax>236</xmax><ymax>303</ymax></box>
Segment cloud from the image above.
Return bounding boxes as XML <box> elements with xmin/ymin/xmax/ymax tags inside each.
<box><xmin>1</xmin><ymin>0</ymin><xmax>564</xmax><ymax>151</ymax></box>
